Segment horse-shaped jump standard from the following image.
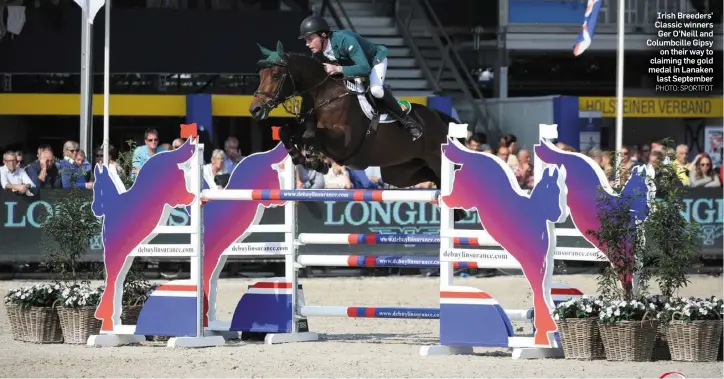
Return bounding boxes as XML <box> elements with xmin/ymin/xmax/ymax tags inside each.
<box><xmin>535</xmin><ymin>141</ymin><xmax>654</xmax><ymax>294</ymax></box>
<box><xmin>92</xmin><ymin>141</ymin><xmax>197</xmax><ymax>332</ymax></box>
<box><xmin>249</xmin><ymin>41</ymin><xmax>463</xmax><ymax>194</ymax></box>
<box><xmin>441</xmin><ymin>139</ymin><xmax>568</xmax><ymax>347</ymax></box>
<box><xmin>201</xmin><ymin>143</ymin><xmax>288</xmax><ymax>326</ymax></box>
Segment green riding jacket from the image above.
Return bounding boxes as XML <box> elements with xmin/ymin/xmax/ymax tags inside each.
<box><xmin>320</xmin><ymin>30</ymin><xmax>388</xmax><ymax>78</ymax></box>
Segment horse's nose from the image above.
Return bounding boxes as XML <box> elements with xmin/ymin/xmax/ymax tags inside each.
<box><xmin>250</xmin><ymin>105</ymin><xmax>264</xmax><ymax>120</ymax></box>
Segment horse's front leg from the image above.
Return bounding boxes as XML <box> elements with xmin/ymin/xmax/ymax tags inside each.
<box><xmin>278</xmin><ymin>124</ymin><xmax>305</xmax><ymax>166</ymax></box>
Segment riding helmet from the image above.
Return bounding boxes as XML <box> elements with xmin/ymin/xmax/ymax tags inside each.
<box><xmin>299</xmin><ymin>15</ymin><xmax>330</xmax><ymax>39</ymax></box>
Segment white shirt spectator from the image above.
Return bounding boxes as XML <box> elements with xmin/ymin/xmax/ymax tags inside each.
<box><xmin>365</xmin><ymin>166</ymin><xmax>382</xmax><ymax>182</ymax></box>
<box><xmin>202</xmin><ymin>163</ymin><xmax>228</xmax><ymax>189</ymax></box>
<box><xmin>1</xmin><ymin>165</ymin><xmax>35</xmax><ymax>191</ymax></box>
<box><xmin>324</xmin><ymin>163</ymin><xmax>352</xmax><ymax>189</ymax></box>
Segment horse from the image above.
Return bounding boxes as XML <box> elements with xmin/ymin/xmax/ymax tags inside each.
<box><xmin>441</xmin><ymin>138</ymin><xmax>568</xmax><ymax>347</ymax></box>
<box><xmin>248</xmin><ymin>41</ymin><xmax>464</xmax><ymax>196</ymax></box>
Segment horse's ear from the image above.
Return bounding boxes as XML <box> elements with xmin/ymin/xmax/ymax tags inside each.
<box><xmin>258</xmin><ymin>43</ymin><xmax>274</xmax><ymax>57</ymax></box>
<box><xmin>276</xmin><ymin>40</ymin><xmax>285</xmax><ymax>56</ymax></box>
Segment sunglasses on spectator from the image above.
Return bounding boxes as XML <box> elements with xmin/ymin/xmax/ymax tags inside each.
<box><xmin>3</xmin><ymin>159</ymin><xmax>16</xmax><ymax>164</ymax></box>
<box><xmin>147</xmin><ymin>138</ymin><xmax>158</xmax><ymax>142</ymax></box>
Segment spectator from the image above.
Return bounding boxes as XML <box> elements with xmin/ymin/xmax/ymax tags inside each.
<box><xmin>323</xmin><ymin>159</ymin><xmax>352</xmax><ymax>189</ymax></box>
<box><xmin>601</xmin><ymin>151</ymin><xmax>615</xmax><ymax>185</ymax></box>
<box><xmin>132</xmin><ymin>128</ymin><xmax>166</xmax><ymax>176</ymax></box>
<box><xmin>160</xmin><ymin>143</ymin><xmax>172</xmax><ymax>151</ymax></box>
<box><xmin>647</xmin><ymin>150</ymin><xmax>664</xmax><ymax>177</ymax></box>
<box><xmin>501</xmin><ymin>134</ymin><xmax>519</xmax><ymax>167</ymax></box>
<box><xmin>26</xmin><ymin>146</ymin><xmax>62</xmax><ymax>190</ymax></box>
<box><xmin>481</xmin><ymin>144</ymin><xmax>492</xmax><ymax>154</ymax></box>
<box><xmin>465</xmin><ymin>134</ymin><xmax>485</xmax><ymax>152</ymax></box>
<box><xmin>223</xmin><ymin>137</ymin><xmax>244</xmax><ymax>173</ymax></box>
<box><xmin>203</xmin><ymin>149</ymin><xmax>229</xmax><ymax>189</ymax></box>
<box><xmin>674</xmin><ymin>144</ymin><xmax>691</xmax><ymax>185</ymax></box>
<box><xmin>171</xmin><ymin>138</ymin><xmax>185</xmax><ymax>150</ymax></box>
<box><xmin>62</xmin><ymin>140</ymin><xmax>79</xmax><ymax>163</ymax></box>
<box><xmin>588</xmin><ymin>148</ymin><xmax>603</xmax><ymax>166</ymax></box>
<box><xmin>618</xmin><ymin>146</ymin><xmax>633</xmax><ymax>183</ymax></box>
<box><xmin>689</xmin><ymin>153</ymin><xmax>721</xmax><ymax>187</ymax></box>
<box><xmin>60</xmin><ymin>150</ymin><xmax>92</xmax><ymax>190</ymax></box>
<box><xmin>296</xmin><ymin>164</ymin><xmax>325</xmax><ymax>189</ymax></box>
<box><xmin>514</xmin><ymin>149</ymin><xmax>534</xmax><ymax>190</ymax></box>
<box><xmin>640</xmin><ymin>144</ymin><xmax>651</xmax><ymax>165</ymax></box>
<box><xmin>93</xmin><ymin>145</ymin><xmax>123</xmax><ymax>176</ymax></box>
<box><xmin>14</xmin><ymin>151</ymin><xmax>23</xmax><ymax>168</ymax></box>
<box><xmin>1</xmin><ymin>150</ymin><xmax>35</xmax><ymax>196</ymax></box>
<box><xmin>496</xmin><ymin>145</ymin><xmax>509</xmax><ymax>165</ymax></box>
<box><xmin>365</xmin><ymin>166</ymin><xmax>383</xmax><ymax>187</ymax></box>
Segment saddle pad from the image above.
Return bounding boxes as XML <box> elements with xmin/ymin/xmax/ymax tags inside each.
<box><xmin>346</xmin><ymin>80</ymin><xmax>412</xmax><ymax>123</ymax></box>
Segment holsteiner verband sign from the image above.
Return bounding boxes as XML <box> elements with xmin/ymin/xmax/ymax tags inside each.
<box><xmin>0</xmin><ymin>189</ymin><xmax>721</xmax><ymax>263</ymax></box>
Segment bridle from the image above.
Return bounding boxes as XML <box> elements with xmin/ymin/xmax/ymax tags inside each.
<box><xmin>253</xmin><ymin>56</ymin><xmax>351</xmax><ymax>124</ymax></box>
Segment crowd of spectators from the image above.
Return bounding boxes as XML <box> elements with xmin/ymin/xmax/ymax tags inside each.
<box><xmin>2</xmin><ymin>129</ymin><xmax>721</xmax><ymax>197</ymax></box>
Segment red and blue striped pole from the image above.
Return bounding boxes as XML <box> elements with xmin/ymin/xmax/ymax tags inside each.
<box><xmin>301</xmin><ymin>306</ymin><xmax>440</xmax><ymax>319</ymax></box>
<box><xmin>201</xmin><ymin>189</ymin><xmax>440</xmax><ymax>203</ymax></box>
<box><xmin>297</xmin><ymin>233</ymin><xmax>488</xmax><ymax>246</ymax></box>
<box><xmin>297</xmin><ymin>255</ymin><xmax>482</xmax><ymax>269</ymax></box>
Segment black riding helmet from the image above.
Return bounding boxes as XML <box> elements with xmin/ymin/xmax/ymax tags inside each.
<box><xmin>299</xmin><ymin>15</ymin><xmax>330</xmax><ymax>39</ymax></box>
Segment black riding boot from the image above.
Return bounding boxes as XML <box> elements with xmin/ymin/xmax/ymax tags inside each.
<box><xmin>380</xmin><ymin>90</ymin><xmax>423</xmax><ymax>141</ymax></box>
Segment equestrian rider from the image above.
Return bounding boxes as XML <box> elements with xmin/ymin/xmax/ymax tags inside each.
<box><xmin>298</xmin><ymin>15</ymin><xmax>424</xmax><ymax>141</ymax></box>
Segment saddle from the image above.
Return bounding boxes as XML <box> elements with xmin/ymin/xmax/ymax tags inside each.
<box><xmin>344</xmin><ymin>77</ymin><xmax>411</xmax><ymax>124</ymax></box>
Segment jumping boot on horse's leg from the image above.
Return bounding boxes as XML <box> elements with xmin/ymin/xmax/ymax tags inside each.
<box><xmin>380</xmin><ymin>90</ymin><xmax>423</xmax><ymax>141</ymax></box>
<box><xmin>301</xmin><ymin>119</ymin><xmax>316</xmax><ymax>141</ymax></box>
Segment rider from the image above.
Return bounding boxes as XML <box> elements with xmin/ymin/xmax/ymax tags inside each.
<box><xmin>298</xmin><ymin>14</ymin><xmax>424</xmax><ymax>141</ymax></box>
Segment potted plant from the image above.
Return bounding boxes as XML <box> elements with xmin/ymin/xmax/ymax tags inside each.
<box><xmin>659</xmin><ymin>296</ymin><xmax>723</xmax><ymax>362</ymax></box>
<box><xmin>552</xmin><ymin>296</ymin><xmax>605</xmax><ymax>360</ymax></box>
<box><xmin>598</xmin><ymin>298</ymin><xmax>660</xmax><ymax>361</ymax></box>
<box><xmin>4</xmin><ymin>283</ymin><xmax>64</xmax><ymax>343</ymax></box>
<box><xmin>120</xmin><ymin>280</ymin><xmax>157</xmax><ymax>326</ymax></box>
<box><xmin>39</xmin><ymin>162</ymin><xmax>102</xmax><ymax>342</ymax></box>
<box><xmin>56</xmin><ymin>282</ymin><xmax>104</xmax><ymax>344</ymax></box>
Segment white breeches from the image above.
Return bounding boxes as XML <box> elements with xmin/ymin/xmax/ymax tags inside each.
<box><xmin>369</xmin><ymin>58</ymin><xmax>388</xmax><ymax>99</ymax></box>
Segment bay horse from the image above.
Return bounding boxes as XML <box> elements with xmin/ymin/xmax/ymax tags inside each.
<box><xmin>249</xmin><ymin>41</ymin><xmax>464</xmax><ymax>195</ymax></box>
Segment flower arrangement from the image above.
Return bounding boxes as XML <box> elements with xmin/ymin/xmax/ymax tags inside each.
<box><xmin>4</xmin><ymin>283</ymin><xmax>63</xmax><ymax>308</ymax></box>
<box><xmin>122</xmin><ymin>280</ymin><xmax>158</xmax><ymax>306</ymax></box>
<box><xmin>659</xmin><ymin>297</ymin><xmax>722</xmax><ymax>323</ymax></box>
<box><xmin>57</xmin><ymin>283</ymin><xmax>104</xmax><ymax>308</ymax></box>
<box><xmin>552</xmin><ymin>296</ymin><xmax>604</xmax><ymax>320</ymax></box>
<box><xmin>599</xmin><ymin>298</ymin><xmax>658</xmax><ymax>324</ymax></box>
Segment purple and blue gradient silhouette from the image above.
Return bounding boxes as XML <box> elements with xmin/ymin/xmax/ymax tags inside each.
<box><xmin>534</xmin><ymin>140</ymin><xmax>653</xmax><ymax>293</ymax></box>
<box><xmin>441</xmin><ymin>138</ymin><xmax>568</xmax><ymax>346</ymax></box>
<box><xmin>201</xmin><ymin>142</ymin><xmax>288</xmax><ymax>325</ymax></box>
<box><xmin>92</xmin><ymin>140</ymin><xmax>196</xmax><ymax>332</ymax></box>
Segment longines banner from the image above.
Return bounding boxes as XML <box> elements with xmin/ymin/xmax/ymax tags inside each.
<box><xmin>0</xmin><ymin>189</ymin><xmax>721</xmax><ymax>263</ymax></box>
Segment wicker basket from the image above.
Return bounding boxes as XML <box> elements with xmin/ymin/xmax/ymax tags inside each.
<box><xmin>21</xmin><ymin>306</ymin><xmax>63</xmax><ymax>344</ymax></box>
<box><xmin>57</xmin><ymin>307</ymin><xmax>102</xmax><ymax>344</ymax></box>
<box><xmin>5</xmin><ymin>303</ymin><xmax>25</xmax><ymax>341</ymax></box>
<box><xmin>557</xmin><ymin>317</ymin><xmax>605</xmax><ymax>360</ymax></box>
<box><xmin>121</xmin><ymin>305</ymin><xmax>143</xmax><ymax>325</ymax></box>
<box><xmin>652</xmin><ymin>323</ymin><xmax>671</xmax><ymax>361</ymax></box>
<box><xmin>599</xmin><ymin>320</ymin><xmax>659</xmax><ymax>361</ymax></box>
<box><xmin>665</xmin><ymin>320</ymin><xmax>723</xmax><ymax>362</ymax></box>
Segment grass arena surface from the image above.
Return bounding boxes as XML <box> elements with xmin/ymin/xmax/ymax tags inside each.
<box><xmin>1</xmin><ymin>275</ymin><xmax>722</xmax><ymax>378</ymax></box>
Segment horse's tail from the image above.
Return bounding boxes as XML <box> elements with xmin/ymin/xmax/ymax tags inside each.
<box><xmin>419</xmin><ymin>107</ymin><xmax>466</xmax><ymax>144</ymax></box>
